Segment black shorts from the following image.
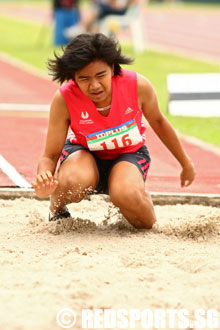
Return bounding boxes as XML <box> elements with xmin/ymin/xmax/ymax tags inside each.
<box><xmin>60</xmin><ymin>140</ymin><xmax>151</xmax><ymax>194</ymax></box>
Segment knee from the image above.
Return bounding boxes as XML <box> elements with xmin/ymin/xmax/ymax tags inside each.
<box><xmin>58</xmin><ymin>168</ymin><xmax>98</xmax><ymax>194</ymax></box>
<box><xmin>139</xmin><ymin>217</ymin><xmax>156</xmax><ymax>230</ymax></box>
<box><xmin>109</xmin><ymin>184</ymin><xmax>156</xmax><ymax>230</ymax></box>
<box><xmin>110</xmin><ymin>184</ymin><xmax>143</xmax><ymax>209</ymax></box>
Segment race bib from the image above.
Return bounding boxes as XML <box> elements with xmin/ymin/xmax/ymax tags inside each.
<box><xmin>85</xmin><ymin>120</ymin><xmax>143</xmax><ymax>151</ymax></box>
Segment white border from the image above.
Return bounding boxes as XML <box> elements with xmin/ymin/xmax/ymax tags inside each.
<box><xmin>0</xmin><ymin>103</ymin><xmax>50</xmax><ymax>111</ymax></box>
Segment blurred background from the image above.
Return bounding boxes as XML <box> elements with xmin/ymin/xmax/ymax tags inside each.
<box><xmin>0</xmin><ymin>0</ymin><xmax>220</xmax><ymax>192</ymax></box>
<box><xmin>0</xmin><ymin>0</ymin><xmax>219</xmax><ymax>146</ymax></box>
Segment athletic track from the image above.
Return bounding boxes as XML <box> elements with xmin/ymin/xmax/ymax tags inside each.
<box><xmin>0</xmin><ymin>3</ymin><xmax>220</xmax><ymax>194</ymax></box>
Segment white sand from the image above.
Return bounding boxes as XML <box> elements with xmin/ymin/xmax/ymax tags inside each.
<box><xmin>1</xmin><ymin>196</ymin><xmax>220</xmax><ymax>330</ymax></box>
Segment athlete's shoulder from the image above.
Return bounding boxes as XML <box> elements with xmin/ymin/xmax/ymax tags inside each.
<box><xmin>137</xmin><ymin>73</ymin><xmax>155</xmax><ymax>97</ymax></box>
<box><xmin>114</xmin><ymin>69</ymin><xmax>137</xmax><ymax>87</ymax></box>
<box><xmin>134</xmin><ymin>74</ymin><xmax>157</xmax><ymax>109</ymax></box>
<box><xmin>60</xmin><ymin>79</ymin><xmax>77</xmax><ymax>93</ymax></box>
<box><xmin>120</xmin><ymin>68</ymin><xmax>137</xmax><ymax>80</ymax></box>
<box><xmin>50</xmin><ymin>90</ymin><xmax>70</xmax><ymax>121</ymax></box>
<box><xmin>59</xmin><ymin>79</ymin><xmax>83</xmax><ymax>102</ymax></box>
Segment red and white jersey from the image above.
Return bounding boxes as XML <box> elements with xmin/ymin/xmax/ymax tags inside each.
<box><xmin>60</xmin><ymin>69</ymin><xmax>146</xmax><ymax>159</ymax></box>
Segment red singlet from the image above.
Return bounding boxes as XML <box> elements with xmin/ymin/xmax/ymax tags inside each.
<box><xmin>60</xmin><ymin>69</ymin><xmax>146</xmax><ymax>159</ymax></box>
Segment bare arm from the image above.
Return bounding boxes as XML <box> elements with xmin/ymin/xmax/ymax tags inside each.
<box><xmin>32</xmin><ymin>90</ymin><xmax>70</xmax><ymax>197</ymax></box>
<box><xmin>137</xmin><ymin>74</ymin><xmax>195</xmax><ymax>187</ymax></box>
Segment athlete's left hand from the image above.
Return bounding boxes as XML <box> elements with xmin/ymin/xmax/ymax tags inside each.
<box><xmin>180</xmin><ymin>161</ymin><xmax>196</xmax><ymax>187</ymax></box>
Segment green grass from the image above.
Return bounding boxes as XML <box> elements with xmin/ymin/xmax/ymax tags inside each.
<box><xmin>125</xmin><ymin>48</ymin><xmax>220</xmax><ymax>146</ymax></box>
<box><xmin>0</xmin><ymin>0</ymin><xmax>49</xmax><ymax>3</ymax></box>
<box><xmin>0</xmin><ymin>14</ymin><xmax>220</xmax><ymax>147</ymax></box>
<box><xmin>0</xmin><ymin>16</ymin><xmax>54</xmax><ymax>70</ymax></box>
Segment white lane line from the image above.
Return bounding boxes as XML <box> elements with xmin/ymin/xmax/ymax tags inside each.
<box><xmin>0</xmin><ymin>154</ymin><xmax>32</xmax><ymax>188</ymax></box>
<box><xmin>177</xmin><ymin>132</ymin><xmax>220</xmax><ymax>156</ymax></box>
<box><xmin>0</xmin><ymin>103</ymin><xmax>50</xmax><ymax>111</ymax></box>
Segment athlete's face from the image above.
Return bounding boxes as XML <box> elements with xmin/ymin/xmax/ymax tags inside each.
<box><xmin>74</xmin><ymin>60</ymin><xmax>114</xmax><ymax>107</ymax></box>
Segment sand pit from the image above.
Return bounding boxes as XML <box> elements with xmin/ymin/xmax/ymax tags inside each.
<box><xmin>1</xmin><ymin>196</ymin><xmax>220</xmax><ymax>330</ymax></box>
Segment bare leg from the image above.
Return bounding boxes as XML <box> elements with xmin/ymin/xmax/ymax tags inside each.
<box><xmin>50</xmin><ymin>150</ymin><xmax>99</xmax><ymax>214</ymax></box>
<box><xmin>108</xmin><ymin>161</ymin><xmax>156</xmax><ymax>229</ymax></box>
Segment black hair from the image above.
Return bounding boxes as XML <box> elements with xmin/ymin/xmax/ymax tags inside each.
<box><xmin>48</xmin><ymin>33</ymin><xmax>134</xmax><ymax>84</ymax></box>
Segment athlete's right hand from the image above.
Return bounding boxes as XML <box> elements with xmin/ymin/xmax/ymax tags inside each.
<box><xmin>31</xmin><ymin>170</ymin><xmax>58</xmax><ymax>198</ymax></box>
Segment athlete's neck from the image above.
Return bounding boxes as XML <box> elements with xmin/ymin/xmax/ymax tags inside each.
<box><xmin>93</xmin><ymin>91</ymin><xmax>112</xmax><ymax>109</ymax></box>
<box><xmin>96</xmin><ymin>104</ymin><xmax>111</xmax><ymax>111</ymax></box>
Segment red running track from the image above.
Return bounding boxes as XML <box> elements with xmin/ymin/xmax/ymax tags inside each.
<box><xmin>0</xmin><ymin>57</ymin><xmax>220</xmax><ymax>194</ymax></box>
